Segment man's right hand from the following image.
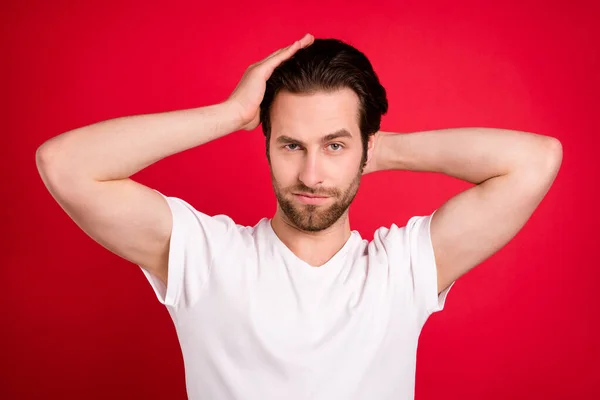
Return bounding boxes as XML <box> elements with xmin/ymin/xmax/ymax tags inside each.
<box><xmin>35</xmin><ymin>34</ymin><xmax>315</xmax><ymax>294</ymax></box>
<box><xmin>226</xmin><ymin>33</ymin><xmax>314</xmax><ymax>131</ymax></box>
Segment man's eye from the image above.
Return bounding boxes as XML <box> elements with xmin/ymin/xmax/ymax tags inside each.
<box><xmin>284</xmin><ymin>143</ymin><xmax>344</xmax><ymax>151</ymax></box>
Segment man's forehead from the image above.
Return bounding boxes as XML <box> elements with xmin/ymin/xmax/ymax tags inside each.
<box><xmin>270</xmin><ymin>89</ymin><xmax>360</xmax><ymax>126</ymax></box>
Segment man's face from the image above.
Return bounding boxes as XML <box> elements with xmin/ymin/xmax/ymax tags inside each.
<box><xmin>268</xmin><ymin>88</ymin><xmax>366</xmax><ymax>232</ymax></box>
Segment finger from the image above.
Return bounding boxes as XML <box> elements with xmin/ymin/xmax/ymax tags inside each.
<box><xmin>262</xmin><ymin>35</ymin><xmax>309</xmax><ymax>69</ymax></box>
<box><xmin>259</xmin><ymin>34</ymin><xmax>313</xmax><ymax>65</ymax></box>
<box><xmin>283</xmin><ymin>33</ymin><xmax>313</xmax><ymax>53</ymax></box>
<box><xmin>297</xmin><ymin>33</ymin><xmax>314</xmax><ymax>48</ymax></box>
<box><xmin>260</xmin><ymin>38</ymin><xmax>300</xmax><ymax>64</ymax></box>
<box><xmin>252</xmin><ymin>34</ymin><xmax>314</xmax><ymax>80</ymax></box>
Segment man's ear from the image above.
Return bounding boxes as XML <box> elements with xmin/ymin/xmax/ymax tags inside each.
<box><xmin>366</xmin><ymin>131</ymin><xmax>379</xmax><ymax>162</ymax></box>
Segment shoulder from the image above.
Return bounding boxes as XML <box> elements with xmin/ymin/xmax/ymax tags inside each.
<box><xmin>372</xmin><ymin>213</ymin><xmax>434</xmax><ymax>247</ymax></box>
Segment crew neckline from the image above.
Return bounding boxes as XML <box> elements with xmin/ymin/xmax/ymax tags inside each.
<box><xmin>264</xmin><ymin>218</ymin><xmax>358</xmax><ymax>274</ymax></box>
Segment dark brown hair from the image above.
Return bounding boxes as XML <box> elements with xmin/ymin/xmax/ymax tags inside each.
<box><xmin>260</xmin><ymin>38</ymin><xmax>388</xmax><ymax>166</ymax></box>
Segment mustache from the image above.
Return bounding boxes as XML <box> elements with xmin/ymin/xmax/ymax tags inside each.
<box><xmin>290</xmin><ymin>187</ymin><xmax>339</xmax><ymax>197</ymax></box>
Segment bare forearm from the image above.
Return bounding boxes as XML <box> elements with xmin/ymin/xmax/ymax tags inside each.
<box><xmin>376</xmin><ymin>127</ymin><xmax>561</xmax><ymax>184</ymax></box>
<box><xmin>36</xmin><ymin>102</ymin><xmax>242</xmax><ymax>182</ymax></box>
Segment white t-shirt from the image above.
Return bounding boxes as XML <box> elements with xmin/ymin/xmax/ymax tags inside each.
<box><xmin>138</xmin><ymin>190</ymin><xmax>455</xmax><ymax>400</ymax></box>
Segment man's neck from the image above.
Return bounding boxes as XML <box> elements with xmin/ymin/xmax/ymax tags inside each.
<box><xmin>270</xmin><ymin>210</ymin><xmax>352</xmax><ymax>267</ymax></box>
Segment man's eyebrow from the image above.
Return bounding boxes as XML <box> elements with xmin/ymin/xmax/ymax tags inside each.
<box><xmin>275</xmin><ymin>129</ymin><xmax>353</xmax><ymax>146</ymax></box>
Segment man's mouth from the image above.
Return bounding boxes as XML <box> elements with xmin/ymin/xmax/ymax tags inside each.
<box><xmin>294</xmin><ymin>192</ymin><xmax>329</xmax><ymax>198</ymax></box>
<box><xmin>293</xmin><ymin>193</ymin><xmax>331</xmax><ymax>204</ymax></box>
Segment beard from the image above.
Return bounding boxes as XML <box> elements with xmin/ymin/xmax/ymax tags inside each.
<box><xmin>270</xmin><ymin>165</ymin><xmax>363</xmax><ymax>232</ymax></box>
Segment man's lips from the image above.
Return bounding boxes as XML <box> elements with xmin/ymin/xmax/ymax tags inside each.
<box><xmin>293</xmin><ymin>193</ymin><xmax>331</xmax><ymax>205</ymax></box>
<box><xmin>294</xmin><ymin>193</ymin><xmax>329</xmax><ymax>198</ymax></box>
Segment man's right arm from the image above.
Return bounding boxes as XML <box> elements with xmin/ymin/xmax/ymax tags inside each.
<box><xmin>35</xmin><ymin>33</ymin><xmax>314</xmax><ymax>288</ymax></box>
<box><xmin>35</xmin><ymin>102</ymin><xmax>244</xmax><ymax>285</ymax></box>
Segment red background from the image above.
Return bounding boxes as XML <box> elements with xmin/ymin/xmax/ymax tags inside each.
<box><xmin>3</xmin><ymin>0</ymin><xmax>599</xmax><ymax>398</ymax></box>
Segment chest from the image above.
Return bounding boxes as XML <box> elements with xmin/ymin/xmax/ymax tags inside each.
<box><xmin>198</xmin><ymin>263</ymin><xmax>409</xmax><ymax>356</ymax></box>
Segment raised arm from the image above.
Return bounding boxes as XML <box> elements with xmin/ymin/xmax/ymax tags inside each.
<box><xmin>36</xmin><ymin>33</ymin><xmax>315</xmax><ymax>285</ymax></box>
<box><xmin>365</xmin><ymin>127</ymin><xmax>562</xmax><ymax>295</ymax></box>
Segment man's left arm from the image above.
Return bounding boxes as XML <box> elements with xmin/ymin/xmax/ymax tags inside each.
<box><xmin>368</xmin><ymin>127</ymin><xmax>563</xmax><ymax>295</ymax></box>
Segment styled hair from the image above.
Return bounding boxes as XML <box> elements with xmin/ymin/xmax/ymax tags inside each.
<box><xmin>259</xmin><ymin>38</ymin><xmax>388</xmax><ymax>166</ymax></box>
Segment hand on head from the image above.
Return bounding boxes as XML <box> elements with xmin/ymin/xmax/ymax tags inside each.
<box><xmin>226</xmin><ymin>34</ymin><xmax>315</xmax><ymax>131</ymax></box>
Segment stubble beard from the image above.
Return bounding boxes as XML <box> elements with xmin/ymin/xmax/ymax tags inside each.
<box><xmin>270</xmin><ymin>166</ymin><xmax>363</xmax><ymax>232</ymax></box>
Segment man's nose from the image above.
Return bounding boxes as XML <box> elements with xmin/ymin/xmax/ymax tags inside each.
<box><xmin>298</xmin><ymin>152</ymin><xmax>324</xmax><ymax>188</ymax></box>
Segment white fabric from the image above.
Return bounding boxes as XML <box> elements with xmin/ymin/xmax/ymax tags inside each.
<box><xmin>138</xmin><ymin>190</ymin><xmax>455</xmax><ymax>400</ymax></box>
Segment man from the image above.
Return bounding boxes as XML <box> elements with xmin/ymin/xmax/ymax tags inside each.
<box><xmin>36</xmin><ymin>33</ymin><xmax>562</xmax><ymax>399</ymax></box>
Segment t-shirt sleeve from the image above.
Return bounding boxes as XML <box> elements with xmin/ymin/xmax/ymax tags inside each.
<box><xmin>137</xmin><ymin>189</ymin><xmax>237</xmax><ymax>311</ymax></box>
<box><xmin>379</xmin><ymin>209</ymin><xmax>455</xmax><ymax>319</ymax></box>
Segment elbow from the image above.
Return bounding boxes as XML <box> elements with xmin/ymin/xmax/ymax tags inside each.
<box><xmin>36</xmin><ymin>140</ymin><xmax>63</xmax><ymax>175</ymax></box>
<box><xmin>36</xmin><ymin>140</ymin><xmax>77</xmax><ymax>190</ymax></box>
<box><xmin>36</xmin><ymin>142</ymin><xmax>54</xmax><ymax>174</ymax></box>
<box><xmin>36</xmin><ymin>142</ymin><xmax>62</xmax><ymax>189</ymax></box>
<box><xmin>543</xmin><ymin>137</ymin><xmax>563</xmax><ymax>174</ymax></box>
<box><xmin>525</xmin><ymin>137</ymin><xmax>563</xmax><ymax>187</ymax></box>
<box><xmin>513</xmin><ymin>136</ymin><xmax>563</xmax><ymax>185</ymax></box>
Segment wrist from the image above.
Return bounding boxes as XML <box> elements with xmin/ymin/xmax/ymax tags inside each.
<box><xmin>373</xmin><ymin>132</ymin><xmax>395</xmax><ymax>171</ymax></box>
<box><xmin>217</xmin><ymin>100</ymin><xmax>246</xmax><ymax>132</ymax></box>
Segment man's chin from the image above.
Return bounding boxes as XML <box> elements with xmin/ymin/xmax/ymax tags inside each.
<box><xmin>294</xmin><ymin>207</ymin><xmax>347</xmax><ymax>231</ymax></box>
<box><xmin>294</xmin><ymin>218</ymin><xmax>330</xmax><ymax>232</ymax></box>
